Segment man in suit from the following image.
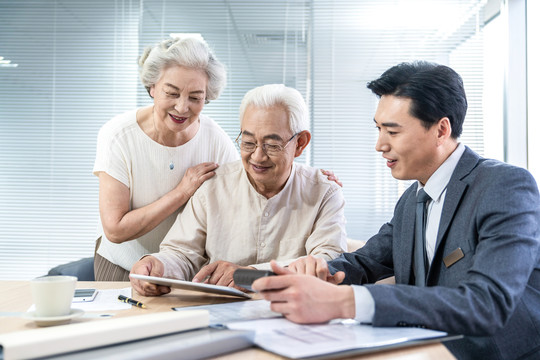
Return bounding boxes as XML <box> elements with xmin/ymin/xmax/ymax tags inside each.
<box><xmin>253</xmin><ymin>61</ymin><xmax>540</xmax><ymax>360</ymax></box>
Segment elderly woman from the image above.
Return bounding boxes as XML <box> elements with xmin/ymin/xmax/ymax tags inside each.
<box><xmin>93</xmin><ymin>37</ymin><xmax>239</xmax><ymax>281</ymax></box>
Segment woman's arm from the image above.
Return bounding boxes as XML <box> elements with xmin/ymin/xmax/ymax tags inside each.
<box><xmin>98</xmin><ymin>162</ymin><xmax>218</xmax><ymax>243</ymax></box>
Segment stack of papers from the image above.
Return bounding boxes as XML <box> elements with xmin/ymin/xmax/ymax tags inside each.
<box><xmin>176</xmin><ymin>300</ymin><xmax>451</xmax><ymax>359</ymax></box>
<box><xmin>227</xmin><ymin>318</ymin><xmax>448</xmax><ymax>359</ymax></box>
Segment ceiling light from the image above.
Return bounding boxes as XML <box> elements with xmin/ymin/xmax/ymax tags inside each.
<box><xmin>0</xmin><ymin>56</ymin><xmax>18</xmax><ymax>68</ymax></box>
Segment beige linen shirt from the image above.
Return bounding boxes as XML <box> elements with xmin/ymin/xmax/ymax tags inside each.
<box><xmin>154</xmin><ymin>160</ymin><xmax>347</xmax><ymax>280</ymax></box>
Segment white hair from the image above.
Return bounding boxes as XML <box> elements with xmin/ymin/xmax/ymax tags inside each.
<box><xmin>239</xmin><ymin>84</ymin><xmax>309</xmax><ymax>133</ymax></box>
<box><xmin>139</xmin><ymin>37</ymin><xmax>226</xmax><ymax>101</ymax></box>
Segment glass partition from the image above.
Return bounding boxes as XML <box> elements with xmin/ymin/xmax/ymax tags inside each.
<box><xmin>0</xmin><ymin>0</ymin><xmax>507</xmax><ymax>279</ymax></box>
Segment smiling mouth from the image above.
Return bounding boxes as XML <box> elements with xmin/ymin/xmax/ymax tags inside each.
<box><xmin>251</xmin><ymin>163</ymin><xmax>271</xmax><ymax>171</ymax></box>
<box><xmin>384</xmin><ymin>157</ymin><xmax>397</xmax><ymax>168</ymax></box>
<box><xmin>169</xmin><ymin>114</ymin><xmax>187</xmax><ymax>123</ymax></box>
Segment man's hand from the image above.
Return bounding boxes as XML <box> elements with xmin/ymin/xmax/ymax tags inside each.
<box><xmin>192</xmin><ymin>261</ymin><xmax>255</xmax><ymax>288</ymax></box>
<box><xmin>287</xmin><ymin>256</ymin><xmax>346</xmax><ymax>284</ymax></box>
<box><xmin>252</xmin><ymin>261</ymin><xmax>355</xmax><ymax>324</ymax></box>
<box><xmin>129</xmin><ymin>256</ymin><xmax>171</xmax><ymax>296</ymax></box>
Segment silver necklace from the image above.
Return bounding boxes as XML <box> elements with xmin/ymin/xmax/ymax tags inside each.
<box><xmin>152</xmin><ymin>107</ymin><xmax>176</xmax><ymax>170</ymax></box>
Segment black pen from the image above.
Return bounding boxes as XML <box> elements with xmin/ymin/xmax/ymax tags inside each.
<box><xmin>118</xmin><ymin>294</ymin><xmax>147</xmax><ymax>309</ymax></box>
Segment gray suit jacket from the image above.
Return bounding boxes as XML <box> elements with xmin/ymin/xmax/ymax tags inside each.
<box><xmin>329</xmin><ymin>147</ymin><xmax>540</xmax><ymax>360</ymax></box>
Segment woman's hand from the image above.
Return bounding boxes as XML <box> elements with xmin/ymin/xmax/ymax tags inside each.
<box><xmin>321</xmin><ymin>169</ymin><xmax>343</xmax><ymax>187</ymax></box>
<box><xmin>176</xmin><ymin>162</ymin><xmax>219</xmax><ymax>198</ymax></box>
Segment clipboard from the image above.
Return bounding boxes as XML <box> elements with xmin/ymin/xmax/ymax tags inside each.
<box><xmin>129</xmin><ymin>274</ymin><xmax>252</xmax><ymax>299</ymax></box>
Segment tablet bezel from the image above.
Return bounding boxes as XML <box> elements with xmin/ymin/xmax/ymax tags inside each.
<box><xmin>129</xmin><ymin>274</ymin><xmax>252</xmax><ymax>299</ymax></box>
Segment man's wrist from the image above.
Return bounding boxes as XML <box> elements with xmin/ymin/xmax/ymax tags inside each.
<box><xmin>338</xmin><ymin>285</ymin><xmax>356</xmax><ymax>319</ymax></box>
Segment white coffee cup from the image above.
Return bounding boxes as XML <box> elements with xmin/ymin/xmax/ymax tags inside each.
<box><xmin>30</xmin><ymin>275</ymin><xmax>77</xmax><ymax>317</ymax></box>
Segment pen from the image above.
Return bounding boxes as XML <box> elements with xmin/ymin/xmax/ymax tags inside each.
<box><xmin>118</xmin><ymin>295</ymin><xmax>147</xmax><ymax>309</ymax></box>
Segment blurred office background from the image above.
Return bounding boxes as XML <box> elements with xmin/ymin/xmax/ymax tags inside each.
<box><xmin>0</xmin><ymin>0</ymin><xmax>538</xmax><ymax>280</ymax></box>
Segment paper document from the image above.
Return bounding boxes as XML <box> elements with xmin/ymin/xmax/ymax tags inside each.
<box><xmin>174</xmin><ymin>299</ymin><xmax>281</xmax><ymax>325</ymax></box>
<box><xmin>227</xmin><ymin>318</ymin><xmax>448</xmax><ymax>359</ymax></box>
<box><xmin>72</xmin><ymin>288</ymin><xmax>132</xmax><ymax>311</ymax></box>
<box><xmin>27</xmin><ymin>288</ymin><xmax>132</xmax><ymax>312</ymax></box>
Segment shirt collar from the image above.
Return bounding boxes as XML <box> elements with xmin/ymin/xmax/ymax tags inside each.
<box><xmin>417</xmin><ymin>143</ymin><xmax>466</xmax><ymax>202</ymax></box>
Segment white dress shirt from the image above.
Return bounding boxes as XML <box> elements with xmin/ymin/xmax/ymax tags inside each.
<box><xmin>352</xmin><ymin>143</ymin><xmax>466</xmax><ymax>323</ymax></box>
<box><xmin>421</xmin><ymin>143</ymin><xmax>466</xmax><ymax>264</ymax></box>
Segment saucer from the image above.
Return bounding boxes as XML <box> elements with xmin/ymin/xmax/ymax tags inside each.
<box><xmin>24</xmin><ymin>308</ymin><xmax>85</xmax><ymax>327</ymax></box>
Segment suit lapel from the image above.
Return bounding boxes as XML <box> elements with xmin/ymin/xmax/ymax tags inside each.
<box><xmin>434</xmin><ymin>147</ymin><xmax>480</xmax><ymax>254</ymax></box>
<box><xmin>435</xmin><ymin>181</ymin><xmax>468</xmax><ymax>251</ymax></box>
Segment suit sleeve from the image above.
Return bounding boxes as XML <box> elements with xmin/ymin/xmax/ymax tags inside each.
<box><xmin>365</xmin><ymin>166</ymin><xmax>540</xmax><ymax>336</ymax></box>
<box><xmin>328</xmin><ymin>188</ymin><xmax>413</xmax><ymax>284</ymax></box>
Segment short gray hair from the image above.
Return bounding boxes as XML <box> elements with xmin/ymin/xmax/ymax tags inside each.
<box><xmin>239</xmin><ymin>84</ymin><xmax>309</xmax><ymax>133</ymax></box>
<box><xmin>139</xmin><ymin>37</ymin><xmax>226</xmax><ymax>101</ymax></box>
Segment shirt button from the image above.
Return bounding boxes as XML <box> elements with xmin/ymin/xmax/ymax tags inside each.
<box><xmin>260</xmin><ymin>242</ymin><xmax>266</xmax><ymax>248</ymax></box>
<box><xmin>264</xmin><ymin>212</ymin><xmax>269</xmax><ymax>217</ymax></box>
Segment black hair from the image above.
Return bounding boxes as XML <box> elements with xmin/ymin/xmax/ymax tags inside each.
<box><xmin>366</xmin><ymin>61</ymin><xmax>467</xmax><ymax>138</ymax></box>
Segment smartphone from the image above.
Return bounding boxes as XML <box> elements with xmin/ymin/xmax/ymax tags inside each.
<box><xmin>233</xmin><ymin>269</ymin><xmax>276</xmax><ymax>292</ymax></box>
<box><xmin>73</xmin><ymin>288</ymin><xmax>98</xmax><ymax>302</ymax></box>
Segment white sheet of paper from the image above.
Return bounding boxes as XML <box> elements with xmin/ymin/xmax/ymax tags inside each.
<box><xmin>226</xmin><ymin>318</ymin><xmax>448</xmax><ymax>359</ymax></box>
<box><xmin>174</xmin><ymin>299</ymin><xmax>281</xmax><ymax>325</ymax></box>
<box><xmin>72</xmin><ymin>287</ymin><xmax>132</xmax><ymax>311</ymax></box>
<box><xmin>28</xmin><ymin>288</ymin><xmax>132</xmax><ymax>312</ymax></box>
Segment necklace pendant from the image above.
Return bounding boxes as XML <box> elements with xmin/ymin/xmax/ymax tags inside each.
<box><xmin>169</xmin><ymin>162</ymin><xmax>174</xmax><ymax>170</ymax></box>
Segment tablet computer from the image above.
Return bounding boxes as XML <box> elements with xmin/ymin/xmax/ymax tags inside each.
<box><xmin>129</xmin><ymin>274</ymin><xmax>252</xmax><ymax>299</ymax></box>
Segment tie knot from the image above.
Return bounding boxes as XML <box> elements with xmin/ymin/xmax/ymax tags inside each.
<box><xmin>417</xmin><ymin>188</ymin><xmax>431</xmax><ymax>204</ymax></box>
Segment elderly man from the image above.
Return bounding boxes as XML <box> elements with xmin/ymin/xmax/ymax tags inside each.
<box><xmin>130</xmin><ymin>84</ymin><xmax>347</xmax><ymax>296</ymax></box>
<box><xmin>254</xmin><ymin>62</ymin><xmax>540</xmax><ymax>360</ymax></box>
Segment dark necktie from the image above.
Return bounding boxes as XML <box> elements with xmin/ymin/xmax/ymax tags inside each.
<box><xmin>414</xmin><ymin>188</ymin><xmax>431</xmax><ymax>286</ymax></box>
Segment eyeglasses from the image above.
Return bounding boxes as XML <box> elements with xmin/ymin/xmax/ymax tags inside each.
<box><xmin>235</xmin><ymin>132</ymin><xmax>299</xmax><ymax>156</ymax></box>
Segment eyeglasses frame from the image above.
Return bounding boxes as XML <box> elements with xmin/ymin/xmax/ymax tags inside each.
<box><xmin>235</xmin><ymin>131</ymin><xmax>301</xmax><ymax>156</ymax></box>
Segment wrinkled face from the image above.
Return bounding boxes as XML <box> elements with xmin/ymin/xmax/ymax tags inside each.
<box><xmin>374</xmin><ymin>95</ymin><xmax>440</xmax><ymax>185</ymax></box>
<box><xmin>150</xmin><ymin>65</ymin><xmax>208</xmax><ymax>134</ymax></box>
<box><xmin>240</xmin><ymin>105</ymin><xmax>298</xmax><ymax>196</ymax></box>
